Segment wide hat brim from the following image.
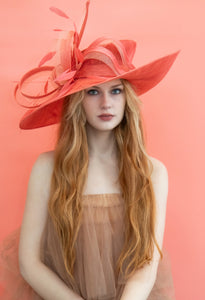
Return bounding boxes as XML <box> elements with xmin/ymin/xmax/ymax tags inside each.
<box><xmin>18</xmin><ymin>51</ymin><xmax>179</xmax><ymax>129</ymax></box>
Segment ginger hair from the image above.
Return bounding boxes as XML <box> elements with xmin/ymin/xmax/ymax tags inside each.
<box><xmin>48</xmin><ymin>79</ymin><xmax>162</xmax><ymax>282</ymax></box>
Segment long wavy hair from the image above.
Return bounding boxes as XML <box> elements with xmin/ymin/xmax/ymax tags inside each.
<box><xmin>48</xmin><ymin>79</ymin><xmax>162</xmax><ymax>282</ymax></box>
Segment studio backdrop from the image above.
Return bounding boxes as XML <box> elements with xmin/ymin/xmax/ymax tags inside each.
<box><xmin>0</xmin><ymin>1</ymin><xmax>204</xmax><ymax>299</ymax></box>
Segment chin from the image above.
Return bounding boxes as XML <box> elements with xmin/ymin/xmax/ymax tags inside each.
<box><xmin>87</xmin><ymin>123</ymin><xmax>118</xmax><ymax>132</ymax></box>
<box><xmin>86</xmin><ymin>117</ymin><xmax>123</xmax><ymax>131</ymax></box>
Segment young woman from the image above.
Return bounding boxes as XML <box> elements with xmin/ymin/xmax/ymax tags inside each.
<box><xmin>1</xmin><ymin>2</ymin><xmax>178</xmax><ymax>299</ymax></box>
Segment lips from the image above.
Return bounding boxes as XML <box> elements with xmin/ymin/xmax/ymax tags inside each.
<box><xmin>98</xmin><ymin>114</ymin><xmax>114</xmax><ymax>117</ymax></box>
<box><xmin>98</xmin><ymin>114</ymin><xmax>114</xmax><ymax>121</ymax></box>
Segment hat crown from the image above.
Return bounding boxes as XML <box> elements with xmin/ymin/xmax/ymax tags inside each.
<box><xmin>55</xmin><ymin>38</ymin><xmax>137</xmax><ymax>82</ymax></box>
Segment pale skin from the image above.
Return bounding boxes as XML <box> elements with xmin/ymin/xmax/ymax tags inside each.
<box><xmin>19</xmin><ymin>79</ymin><xmax>168</xmax><ymax>300</ymax></box>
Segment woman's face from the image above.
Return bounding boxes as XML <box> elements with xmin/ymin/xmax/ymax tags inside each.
<box><xmin>82</xmin><ymin>79</ymin><xmax>126</xmax><ymax>132</ymax></box>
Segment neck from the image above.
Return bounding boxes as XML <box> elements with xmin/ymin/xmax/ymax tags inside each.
<box><xmin>85</xmin><ymin>124</ymin><xmax>118</xmax><ymax>160</ymax></box>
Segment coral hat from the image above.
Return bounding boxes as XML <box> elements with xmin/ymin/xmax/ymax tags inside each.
<box><xmin>15</xmin><ymin>1</ymin><xmax>179</xmax><ymax>129</ymax></box>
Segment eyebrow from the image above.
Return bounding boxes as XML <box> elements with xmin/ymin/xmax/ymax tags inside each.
<box><xmin>89</xmin><ymin>84</ymin><xmax>124</xmax><ymax>89</ymax></box>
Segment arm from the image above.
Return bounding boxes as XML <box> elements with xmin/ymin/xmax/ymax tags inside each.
<box><xmin>120</xmin><ymin>157</ymin><xmax>169</xmax><ymax>300</ymax></box>
<box><xmin>19</xmin><ymin>152</ymin><xmax>84</xmax><ymax>300</ymax></box>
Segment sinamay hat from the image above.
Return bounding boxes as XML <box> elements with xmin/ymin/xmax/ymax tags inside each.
<box><xmin>15</xmin><ymin>1</ymin><xmax>179</xmax><ymax>129</ymax></box>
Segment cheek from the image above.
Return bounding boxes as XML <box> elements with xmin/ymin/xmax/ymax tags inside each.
<box><xmin>82</xmin><ymin>100</ymin><xmax>90</xmax><ymax>114</ymax></box>
<box><xmin>119</xmin><ymin>98</ymin><xmax>126</xmax><ymax>114</ymax></box>
<box><xmin>82</xmin><ymin>100</ymin><xmax>95</xmax><ymax>120</ymax></box>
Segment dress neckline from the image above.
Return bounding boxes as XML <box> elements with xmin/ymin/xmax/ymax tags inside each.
<box><xmin>81</xmin><ymin>193</ymin><xmax>123</xmax><ymax>207</ymax></box>
<box><xmin>82</xmin><ymin>193</ymin><xmax>121</xmax><ymax>198</ymax></box>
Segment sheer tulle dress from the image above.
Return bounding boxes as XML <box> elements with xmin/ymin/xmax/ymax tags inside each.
<box><xmin>0</xmin><ymin>193</ymin><xmax>175</xmax><ymax>300</ymax></box>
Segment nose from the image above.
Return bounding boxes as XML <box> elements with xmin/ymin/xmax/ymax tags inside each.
<box><xmin>100</xmin><ymin>92</ymin><xmax>112</xmax><ymax>109</ymax></box>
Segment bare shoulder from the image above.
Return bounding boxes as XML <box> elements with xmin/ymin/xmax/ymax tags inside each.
<box><xmin>27</xmin><ymin>150</ymin><xmax>55</xmax><ymax>199</ymax></box>
<box><xmin>32</xmin><ymin>150</ymin><xmax>54</xmax><ymax>172</ymax></box>
<box><xmin>30</xmin><ymin>150</ymin><xmax>54</xmax><ymax>179</ymax></box>
<box><xmin>148</xmin><ymin>156</ymin><xmax>169</xmax><ymax>205</ymax></box>
<box><xmin>148</xmin><ymin>156</ymin><xmax>168</xmax><ymax>183</ymax></box>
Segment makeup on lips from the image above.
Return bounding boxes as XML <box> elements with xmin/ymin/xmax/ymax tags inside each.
<box><xmin>98</xmin><ymin>114</ymin><xmax>114</xmax><ymax>121</ymax></box>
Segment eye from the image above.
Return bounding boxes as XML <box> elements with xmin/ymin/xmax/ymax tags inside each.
<box><xmin>111</xmin><ymin>88</ymin><xmax>123</xmax><ymax>94</ymax></box>
<box><xmin>87</xmin><ymin>89</ymin><xmax>99</xmax><ymax>95</ymax></box>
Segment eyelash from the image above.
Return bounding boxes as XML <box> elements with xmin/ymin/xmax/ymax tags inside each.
<box><xmin>87</xmin><ymin>89</ymin><xmax>98</xmax><ymax>95</ymax></box>
<box><xmin>112</xmin><ymin>88</ymin><xmax>123</xmax><ymax>94</ymax></box>
<box><xmin>87</xmin><ymin>88</ymin><xmax>123</xmax><ymax>95</ymax></box>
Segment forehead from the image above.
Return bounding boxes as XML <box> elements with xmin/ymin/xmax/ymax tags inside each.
<box><xmin>91</xmin><ymin>79</ymin><xmax>123</xmax><ymax>89</ymax></box>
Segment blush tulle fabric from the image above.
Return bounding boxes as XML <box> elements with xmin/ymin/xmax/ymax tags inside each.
<box><xmin>0</xmin><ymin>193</ymin><xmax>175</xmax><ymax>300</ymax></box>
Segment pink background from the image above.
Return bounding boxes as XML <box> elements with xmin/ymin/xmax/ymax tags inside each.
<box><xmin>0</xmin><ymin>0</ymin><xmax>204</xmax><ymax>299</ymax></box>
